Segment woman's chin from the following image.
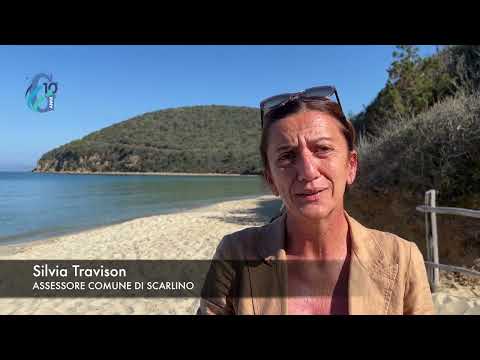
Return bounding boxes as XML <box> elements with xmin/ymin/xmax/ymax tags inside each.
<box><xmin>296</xmin><ymin>203</ymin><xmax>333</xmax><ymax>220</ymax></box>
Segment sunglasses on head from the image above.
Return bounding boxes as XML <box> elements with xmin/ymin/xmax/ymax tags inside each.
<box><xmin>259</xmin><ymin>85</ymin><xmax>343</xmax><ymax>128</ymax></box>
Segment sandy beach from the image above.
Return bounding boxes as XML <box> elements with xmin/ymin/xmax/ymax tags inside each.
<box><xmin>0</xmin><ymin>194</ymin><xmax>478</xmax><ymax>315</ymax></box>
<box><xmin>432</xmin><ymin>274</ymin><xmax>480</xmax><ymax>315</ymax></box>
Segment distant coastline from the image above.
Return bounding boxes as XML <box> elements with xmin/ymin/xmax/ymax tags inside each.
<box><xmin>31</xmin><ymin>170</ymin><xmax>261</xmax><ymax>177</ymax></box>
<box><xmin>33</xmin><ymin>106</ymin><xmax>263</xmax><ymax>176</ymax></box>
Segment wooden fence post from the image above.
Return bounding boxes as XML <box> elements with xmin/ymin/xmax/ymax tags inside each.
<box><xmin>425</xmin><ymin>190</ymin><xmax>440</xmax><ymax>291</ymax></box>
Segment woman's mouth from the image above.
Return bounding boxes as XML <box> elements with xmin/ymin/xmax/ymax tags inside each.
<box><xmin>295</xmin><ymin>189</ymin><xmax>327</xmax><ymax>201</ymax></box>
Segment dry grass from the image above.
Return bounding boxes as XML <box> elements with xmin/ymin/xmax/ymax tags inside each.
<box><xmin>356</xmin><ymin>92</ymin><xmax>480</xmax><ymax>207</ymax></box>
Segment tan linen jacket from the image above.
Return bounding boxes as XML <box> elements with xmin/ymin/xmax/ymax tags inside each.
<box><xmin>197</xmin><ymin>211</ymin><xmax>435</xmax><ymax>315</ymax></box>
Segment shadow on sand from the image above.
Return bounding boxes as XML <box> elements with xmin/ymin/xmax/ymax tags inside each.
<box><xmin>207</xmin><ymin>197</ymin><xmax>283</xmax><ymax>226</ymax></box>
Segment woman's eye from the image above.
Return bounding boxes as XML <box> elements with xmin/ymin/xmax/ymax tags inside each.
<box><xmin>278</xmin><ymin>152</ymin><xmax>295</xmax><ymax>163</ymax></box>
<box><xmin>316</xmin><ymin>146</ymin><xmax>332</xmax><ymax>154</ymax></box>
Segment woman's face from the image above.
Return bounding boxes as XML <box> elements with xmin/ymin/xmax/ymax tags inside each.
<box><xmin>265</xmin><ymin>110</ymin><xmax>358</xmax><ymax>221</ymax></box>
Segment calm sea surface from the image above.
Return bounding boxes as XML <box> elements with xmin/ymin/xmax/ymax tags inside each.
<box><xmin>0</xmin><ymin>172</ymin><xmax>268</xmax><ymax>245</ymax></box>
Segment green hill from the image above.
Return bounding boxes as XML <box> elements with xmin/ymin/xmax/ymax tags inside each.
<box><xmin>33</xmin><ymin>105</ymin><xmax>263</xmax><ymax>174</ymax></box>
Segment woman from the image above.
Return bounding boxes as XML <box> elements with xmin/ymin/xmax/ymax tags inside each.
<box><xmin>198</xmin><ymin>86</ymin><xmax>434</xmax><ymax>315</ymax></box>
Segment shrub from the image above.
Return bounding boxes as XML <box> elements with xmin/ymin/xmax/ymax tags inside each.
<box><xmin>356</xmin><ymin>92</ymin><xmax>480</xmax><ymax>206</ymax></box>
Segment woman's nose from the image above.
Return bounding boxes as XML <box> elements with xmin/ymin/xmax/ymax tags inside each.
<box><xmin>296</xmin><ymin>150</ymin><xmax>319</xmax><ymax>182</ymax></box>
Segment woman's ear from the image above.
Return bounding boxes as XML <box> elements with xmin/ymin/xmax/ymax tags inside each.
<box><xmin>346</xmin><ymin>150</ymin><xmax>358</xmax><ymax>186</ymax></box>
<box><xmin>264</xmin><ymin>168</ymin><xmax>279</xmax><ymax>196</ymax></box>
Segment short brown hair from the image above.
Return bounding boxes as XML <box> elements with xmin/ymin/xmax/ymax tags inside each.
<box><xmin>260</xmin><ymin>98</ymin><xmax>357</xmax><ymax>174</ymax></box>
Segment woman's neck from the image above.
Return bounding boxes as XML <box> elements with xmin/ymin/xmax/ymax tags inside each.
<box><xmin>285</xmin><ymin>207</ymin><xmax>349</xmax><ymax>260</ymax></box>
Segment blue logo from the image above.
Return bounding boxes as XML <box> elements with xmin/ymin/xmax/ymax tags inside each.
<box><xmin>25</xmin><ymin>73</ymin><xmax>58</xmax><ymax>113</ymax></box>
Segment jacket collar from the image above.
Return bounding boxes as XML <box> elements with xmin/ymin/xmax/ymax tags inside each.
<box><xmin>257</xmin><ymin>211</ymin><xmax>288</xmax><ymax>263</ymax></box>
<box><xmin>253</xmin><ymin>210</ymin><xmax>399</xmax><ymax>314</ymax></box>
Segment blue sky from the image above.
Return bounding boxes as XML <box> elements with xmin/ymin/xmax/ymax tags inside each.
<box><xmin>0</xmin><ymin>45</ymin><xmax>438</xmax><ymax>171</ymax></box>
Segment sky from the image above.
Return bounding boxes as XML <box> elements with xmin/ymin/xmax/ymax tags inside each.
<box><xmin>0</xmin><ymin>45</ymin><xmax>438</xmax><ymax>171</ymax></box>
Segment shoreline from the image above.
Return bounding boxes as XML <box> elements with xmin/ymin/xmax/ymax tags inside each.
<box><xmin>0</xmin><ymin>193</ymin><xmax>269</xmax><ymax>251</ymax></box>
<box><xmin>0</xmin><ymin>194</ymin><xmax>280</xmax><ymax>261</ymax></box>
<box><xmin>31</xmin><ymin>170</ymin><xmax>262</xmax><ymax>177</ymax></box>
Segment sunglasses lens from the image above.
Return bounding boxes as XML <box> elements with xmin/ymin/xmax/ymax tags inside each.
<box><xmin>304</xmin><ymin>86</ymin><xmax>334</xmax><ymax>98</ymax></box>
<box><xmin>260</xmin><ymin>86</ymin><xmax>341</xmax><ymax>128</ymax></box>
<box><xmin>261</xmin><ymin>94</ymin><xmax>292</xmax><ymax>111</ymax></box>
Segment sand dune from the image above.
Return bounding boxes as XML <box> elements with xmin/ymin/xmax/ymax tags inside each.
<box><xmin>432</xmin><ymin>277</ymin><xmax>480</xmax><ymax>315</ymax></box>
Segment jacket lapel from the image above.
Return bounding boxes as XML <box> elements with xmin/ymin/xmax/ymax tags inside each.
<box><xmin>248</xmin><ymin>212</ymin><xmax>399</xmax><ymax>315</ymax></box>
<box><xmin>346</xmin><ymin>214</ymin><xmax>399</xmax><ymax>315</ymax></box>
<box><xmin>249</xmin><ymin>213</ymin><xmax>288</xmax><ymax>315</ymax></box>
